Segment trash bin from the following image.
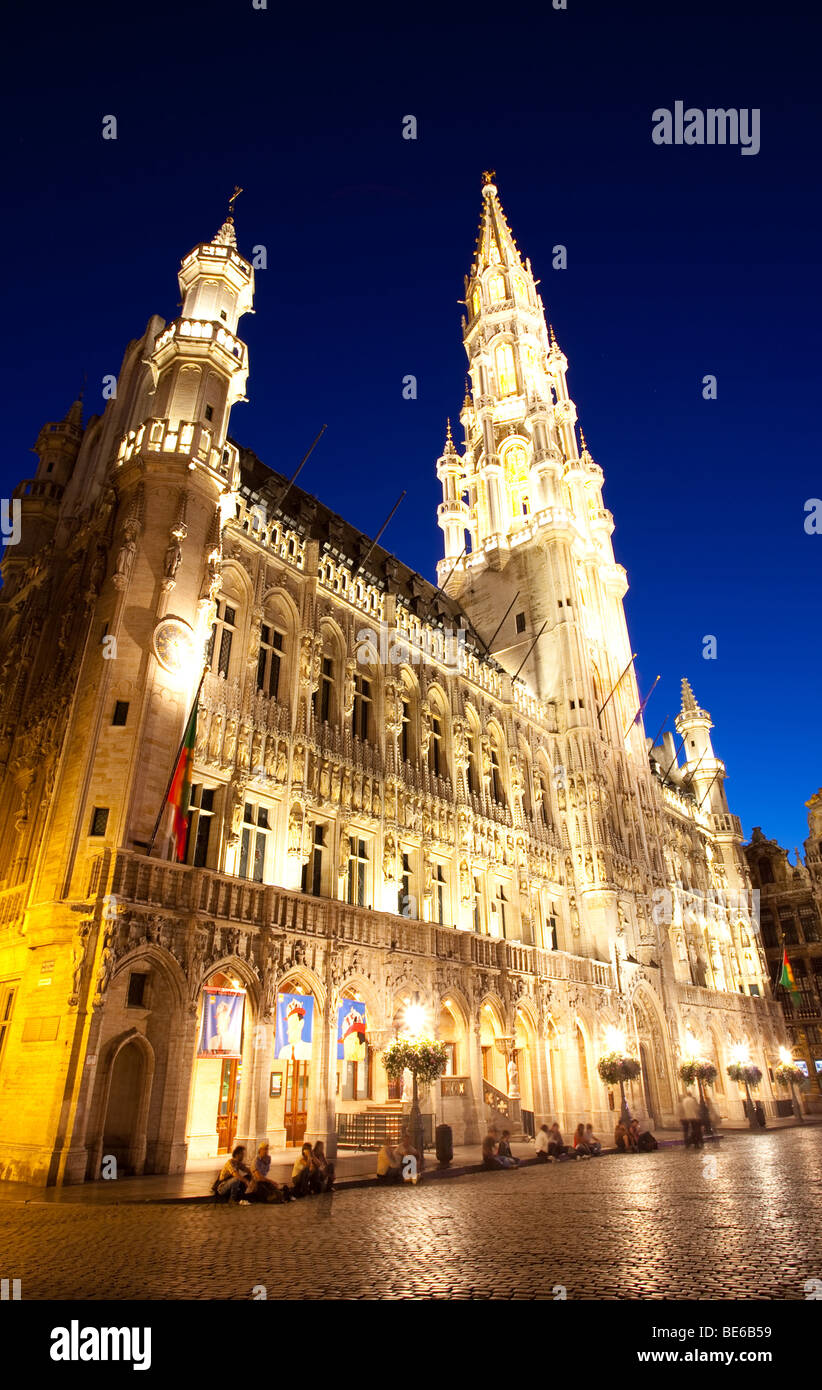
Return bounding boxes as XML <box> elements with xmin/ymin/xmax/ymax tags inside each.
<box><xmin>435</xmin><ymin>1123</ymin><xmax>453</xmax><ymax>1168</ymax></box>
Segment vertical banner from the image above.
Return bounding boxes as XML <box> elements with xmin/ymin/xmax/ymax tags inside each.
<box><xmin>275</xmin><ymin>992</ymin><xmax>314</xmax><ymax>1060</ymax></box>
<box><xmin>337</xmin><ymin>1001</ymin><xmax>367</xmax><ymax>1061</ymax></box>
<box><xmin>197</xmin><ymin>987</ymin><xmax>245</xmax><ymax>1058</ymax></box>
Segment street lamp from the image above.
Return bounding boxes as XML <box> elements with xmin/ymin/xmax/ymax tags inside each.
<box><xmin>774</xmin><ymin>1045</ymin><xmax>805</xmax><ymax>1124</ymax></box>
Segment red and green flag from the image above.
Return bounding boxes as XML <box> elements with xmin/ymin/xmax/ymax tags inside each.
<box><xmin>167</xmin><ymin>702</ymin><xmax>198</xmax><ymax>862</ymax></box>
<box><xmin>779</xmin><ymin>949</ymin><xmax>800</xmax><ymax>999</ymax></box>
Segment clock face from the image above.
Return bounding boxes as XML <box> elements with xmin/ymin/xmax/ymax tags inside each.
<box><xmin>153</xmin><ymin>618</ymin><xmax>196</xmax><ymax>675</ymax></box>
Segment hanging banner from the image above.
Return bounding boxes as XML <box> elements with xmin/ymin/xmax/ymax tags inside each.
<box><xmin>275</xmin><ymin>992</ymin><xmax>314</xmax><ymax>1061</ymax></box>
<box><xmin>197</xmin><ymin>987</ymin><xmax>245</xmax><ymax>1059</ymax></box>
<box><xmin>337</xmin><ymin>1001</ymin><xmax>368</xmax><ymax>1061</ymax></box>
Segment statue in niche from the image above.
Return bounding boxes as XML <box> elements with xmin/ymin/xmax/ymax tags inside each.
<box><xmin>222</xmin><ymin>718</ymin><xmax>237</xmax><ymax>767</ymax></box>
<box><xmin>275</xmin><ymin>741</ymin><xmax>288</xmax><ymax>782</ymax></box>
<box><xmin>237</xmin><ymin>726</ymin><xmax>250</xmax><ymax>771</ymax></box>
<box><xmin>208</xmin><ymin>712</ymin><xmax>223</xmax><ymax>762</ymax></box>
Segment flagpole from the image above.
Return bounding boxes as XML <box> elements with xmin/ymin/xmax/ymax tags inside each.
<box><xmin>148</xmin><ymin>666</ymin><xmax>208</xmax><ymax>857</ymax></box>
<box><xmin>623</xmin><ymin>674</ymin><xmax>661</xmax><ymax>740</ymax></box>
<box><xmin>596</xmin><ymin>654</ymin><xmax>637</xmax><ymax>731</ymax></box>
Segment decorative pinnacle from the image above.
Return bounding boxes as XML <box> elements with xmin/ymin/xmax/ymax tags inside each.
<box><xmin>482</xmin><ymin>169</ymin><xmax>496</xmax><ymax>187</ymax></box>
<box><xmin>680</xmin><ymin>677</ymin><xmax>698</xmax><ymax>712</ymax></box>
<box><xmin>445</xmin><ymin>418</ymin><xmax>452</xmax><ymax>443</ymax></box>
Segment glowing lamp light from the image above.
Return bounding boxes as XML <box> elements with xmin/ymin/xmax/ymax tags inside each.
<box><xmin>778</xmin><ymin>1046</ymin><xmax>793</xmax><ymax>1066</ymax></box>
<box><xmin>684</xmin><ymin>1028</ymin><xmax>699</xmax><ymax>1059</ymax></box>
<box><xmin>403</xmin><ymin>1002</ymin><xmax>427</xmax><ymax>1038</ymax></box>
<box><xmin>731</xmin><ymin>1043</ymin><xmax>751</xmax><ymax>1067</ymax></box>
<box><xmin>604</xmin><ymin>1024</ymin><xmax>626</xmax><ymax>1054</ymax></box>
<box><xmin>153</xmin><ymin>617</ymin><xmax>198</xmax><ymax>679</ymax></box>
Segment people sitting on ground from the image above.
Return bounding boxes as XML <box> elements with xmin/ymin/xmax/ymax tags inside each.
<box><xmin>247</xmin><ymin>1141</ymin><xmax>292</xmax><ymax>1203</ymax></box>
<box><xmin>214</xmin><ymin>1144</ymin><xmax>252</xmax><ymax>1202</ymax></box>
<box><xmin>534</xmin><ymin>1123</ymin><xmax>551</xmax><ymax>1162</ymax></box>
<box><xmin>497</xmin><ymin>1130</ymin><xmax>520</xmax><ymax>1165</ymax></box>
<box><xmin>584</xmin><ymin>1123</ymin><xmax>602</xmax><ymax>1156</ymax></box>
<box><xmin>312</xmin><ymin>1140</ymin><xmax>335</xmax><ymax>1192</ymax></box>
<box><xmin>482</xmin><ymin>1125</ymin><xmax>518</xmax><ymax>1169</ymax></box>
<box><xmin>573</xmin><ymin>1123</ymin><xmax>592</xmax><ymax>1157</ymax></box>
<box><xmin>292</xmin><ymin>1141</ymin><xmax>321</xmax><ymax>1197</ymax></box>
<box><xmin>637</xmin><ymin>1127</ymin><xmax>659</xmax><ymax>1152</ymax></box>
<box><xmin>548</xmin><ymin>1122</ymin><xmax>570</xmax><ymax>1160</ymax></box>
<box><xmin>399</xmin><ymin>1127</ymin><xmax>422</xmax><ymax>1168</ymax></box>
<box><xmin>628</xmin><ymin>1118</ymin><xmax>642</xmax><ymax>1153</ymax></box>
<box><xmin>376</xmin><ymin>1140</ymin><xmax>403</xmax><ymax>1184</ymax></box>
<box><xmin>614</xmin><ymin>1120</ymin><xmax>629</xmax><ymax>1152</ymax></box>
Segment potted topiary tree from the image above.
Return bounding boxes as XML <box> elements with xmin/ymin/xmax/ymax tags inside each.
<box><xmin>773</xmin><ymin>1051</ymin><xmax>806</xmax><ymax>1124</ymax></box>
<box><xmin>597</xmin><ymin>1051</ymin><xmax>642</xmax><ymax>1126</ymax></box>
<box><xmin>382</xmin><ymin>1037</ymin><xmax>449</xmax><ymax>1174</ymax></box>
<box><xmin>727</xmin><ymin>1060</ymin><xmax>763</xmax><ymax>1131</ymax></box>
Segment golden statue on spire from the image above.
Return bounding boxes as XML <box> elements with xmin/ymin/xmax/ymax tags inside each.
<box><xmin>227</xmin><ymin>185</ymin><xmax>244</xmax><ymax>220</ymax></box>
<box><xmin>482</xmin><ymin>170</ymin><xmax>496</xmax><ymax>187</ymax></box>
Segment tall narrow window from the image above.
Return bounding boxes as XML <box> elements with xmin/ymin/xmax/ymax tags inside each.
<box><xmin>352</xmin><ymin>675</ymin><xmax>372</xmax><ymax>742</ymax></box>
<box><xmin>0</xmin><ymin>984</ymin><xmax>17</xmax><ymax>1072</ymax></box>
<box><xmin>312</xmin><ymin>657</ymin><xmax>334</xmax><ymax>724</ymax></box>
<box><xmin>188</xmin><ymin>784</ymin><xmax>216</xmax><ymax>868</ymax></box>
<box><xmin>400</xmin><ymin>697</ymin><xmax>411</xmax><ymax>763</ymax></box>
<box><xmin>301</xmin><ymin>823</ymin><xmax>326</xmax><ymax>897</ymax></box>
<box><xmin>494</xmin><ymin>883</ymin><xmax>508</xmax><ymax>938</ymax></box>
<box><xmin>490</xmin><ymin>743</ymin><xmax>505</xmax><ymax>804</ymax></box>
<box><xmin>257</xmin><ymin>625</ymin><xmax>284</xmax><ymax>699</ymax></box>
<box><xmin>238</xmin><ymin>803</ymin><xmax>269</xmax><ymax>883</ymax></box>
<box><xmin>208</xmin><ymin>601</ymin><xmax>237</xmax><ymax>679</ymax></box>
<box><xmin>495</xmin><ymin>343</ymin><xmax>517</xmax><ymax>397</ymax></box>
<box><xmin>429</xmin><ymin>712</ymin><xmax>444</xmax><ymax>779</ymax></box>
<box><xmin>346</xmin><ymin>837</ymin><xmax>368</xmax><ymax>907</ymax></box>
<box><xmin>467</xmin><ymin>736</ymin><xmax>479</xmax><ymax>796</ymax></box>
<box><xmin>473</xmin><ymin>876</ymin><xmax>484</xmax><ymax>934</ymax></box>
<box><xmin>398</xmin><ymin>852</ymin><xmax>416</xmax><ymax>918</ymax></box>
<box><xmin>433</xmin><ymin>863</ymin><xmax>447</xmax><ymax>925</ymax></box>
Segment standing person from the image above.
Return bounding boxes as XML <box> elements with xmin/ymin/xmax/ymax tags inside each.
<box><xmin>678</xmin><ymin>1091</ymin><xmax>701</xmax><ymax>1148</ymax></box>
<box><xmin>584</xmin><ymin>1123</ymin><xmax>602</xmax><ymax>1155</ymax></box>
<box><xmin>215</xmin><ymin>1145</ymin><xmax>252</xmax><ymax>1202</ymax></box>
<box><xmin>534</xmin><ymin>1124</ymin><xmax>551</xmax><ymax>1163</ymax></box>
<box><xmin>291</xmin><ymin>1141</ymin><xmax>319</xmax><ymax>1197</ymax></box>
<box><xmin>548</xmin><ymin>1122</ymin><xmax>569</xmax><ymax>1160</ymax></box>
<box><xmin>573</xmin><ymin>1123</ymin><xmax>592</xmax><ymax>1157</ymax></box>
<box><xmin>312</xmin><ymin>1140</ymin><xmax>335</xmax><ymax>1192</ymax></box>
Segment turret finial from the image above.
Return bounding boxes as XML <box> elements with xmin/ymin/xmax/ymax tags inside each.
<box><xmin>227</xmin><ymin>184</ymin><xmax>243</xmax><ymax>223</ymax></box>
<box><xmin>482</xmin><ymin>169</ymin><xmax>496</xmax><ymax>187</ymax></box>
<box><xmin>680</xmin><ymin>677</ymin><xmax>698</xmax><ymax>712</ymax></box>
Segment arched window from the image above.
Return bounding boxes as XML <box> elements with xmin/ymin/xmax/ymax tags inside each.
<box><xmin>495</xmin><ymin>343</ymin><xmax>517</xmax><ymax>397</ymax></box>
<box><xmin>489</xmin><ymin>733</ymin><xmax>506</xmax><ymax>806</ymax></box>
<box><xmin>466</xmin><ymin>714</ymin><xmax>481</xmax><ymax>796</ymax></box>
<box><xmin>208</xmin><ymin>598</ymin><xmax>239</xmax><ymax>679</ymax></box>
<box><xmin>502</xmin><ymin>439</ymin><xmax>530</xmax><ymax>518</ymax></box>
<box><xmin>471</xmin><ymin>287</ymin><xmax>481</xmax><ymax>317</ymax></box>
<box><xmin>488</xmin><ymin>273</ymin><xmax>505</xmax><ymax>302</ymax></box>
<box><xmin>428</xmin><ymin>696</ymin><xmax>448</xmax><ymax>781</ymax></box>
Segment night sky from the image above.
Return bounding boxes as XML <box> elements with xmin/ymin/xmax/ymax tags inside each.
<box><xmin>3</xmin><ymin>1</ymin><xmax>820</xmax><ymax>853</ymax></box>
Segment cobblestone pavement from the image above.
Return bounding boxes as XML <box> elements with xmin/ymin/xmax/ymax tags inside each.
<box><xmin>3</xmin><ymin>1129</ymin><xmax>821</xmax><ymax>1300</ymax></box>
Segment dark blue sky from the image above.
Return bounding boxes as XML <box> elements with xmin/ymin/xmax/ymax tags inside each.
<box><xmin>3</xmin><ymin>1</ymin><xmax>820</xmax><ymax>853</ymax></box>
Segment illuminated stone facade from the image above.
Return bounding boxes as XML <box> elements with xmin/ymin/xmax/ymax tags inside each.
<box><xmin>745</xmin><ymin>794</ymin><xmax>822</xmax><ymax>1107</ymax></box>
<box><xmin>0</xmin><ymin>185</ymin><xmax>788</xmax><ymax>1184</ymax></box>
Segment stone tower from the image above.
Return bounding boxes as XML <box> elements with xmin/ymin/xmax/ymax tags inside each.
<box><xmin>436</xmin><ymin>173</ymin><xmax>642</xmax><ymax>763</ymax></box>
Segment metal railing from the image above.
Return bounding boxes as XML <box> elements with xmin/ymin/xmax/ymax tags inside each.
<box><xmin>336</xmin><ymin>1111</ymin><xmax>434</xmax><ymax>1150</ymax></box>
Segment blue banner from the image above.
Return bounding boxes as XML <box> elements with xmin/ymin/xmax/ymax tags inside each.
<box><xmin>275</xmin><ymin>992</ymin><xmax>314</xmax><ymax>1061</ymax></box>
<box><xmin>197</xmin><ymin>988</ymin><xmax>245</xmax><ymax>1059</ymax></box>
<box><xmin>337</xmin><ymin>1001</ymin><xmax>367</xmax><ymax>1061</ymax></box>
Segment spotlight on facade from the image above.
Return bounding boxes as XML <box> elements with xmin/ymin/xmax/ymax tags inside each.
<box><xmin>403</xmin><ymin>1002</ymin><xmax>427</xmax><ymax>1038</ymax></box>
<box><xmin>778</xmin><ymin>1045</ymin><xmax>793</xmax><ymax>1066</ymax></box>
<box><xmin>604</xmin><ymin>1024</ymin><xmax>626</xmax><ymax>1054</ymax></box>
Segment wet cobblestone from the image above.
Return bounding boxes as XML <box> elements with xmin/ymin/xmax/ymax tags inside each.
<box><xmin>2</xmin><ymin>1129</ymin><xmax>821</xmax><ymax>1300</ymax></box>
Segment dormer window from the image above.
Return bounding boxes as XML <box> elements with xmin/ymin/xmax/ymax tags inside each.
<box><xmin>204</xmin><ymin>404</ymin><xmax>214</xmax><ymax>422</ymax></box>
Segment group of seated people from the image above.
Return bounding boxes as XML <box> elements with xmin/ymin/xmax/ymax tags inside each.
<box><xmin>614</xmin><ymin>1118</ymin><xmax>658</xmax><ymax>1153</ymax></box>
<box><xmin>482</xmin><ymin>1126</ymin><xmax>521</xmax><ymax>1168</ymax></box>
<box><xmin>376</xmin><ymin>1129</ymin><xmax>422</xmax><ymax>1184</ymax></box>
<box><xmin>213</xmin><ymin>1139</ymin><xmax>335</xmax><ymax>1204</ymax></box>
<box><xmin>534</xmin><ymin>1122</ymin><xmax>603</xmax><ymax>1161</ymax></box>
